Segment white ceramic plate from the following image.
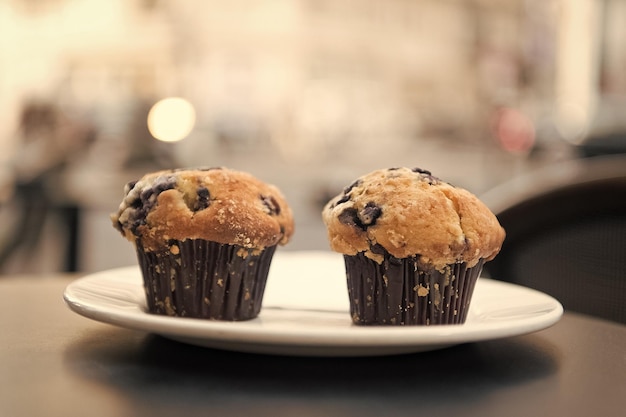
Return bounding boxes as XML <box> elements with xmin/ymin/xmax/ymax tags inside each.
<box><xmin>64</xmin><ymin>251</ymin><xmax>563</xmax><ymax>357</ymax></box>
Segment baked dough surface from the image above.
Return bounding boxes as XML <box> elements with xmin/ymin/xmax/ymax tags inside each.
<box><xmin>322</xmin><ymin>167</ymin><xmax>505</xmax><ymax>269</ymax></box>
<box><xmin>112</xmin><ymin>167</ymin><xmax>294</xmax><ymax>251</ymax></box>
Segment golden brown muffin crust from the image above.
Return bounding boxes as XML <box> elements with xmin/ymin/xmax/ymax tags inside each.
<box><xmin>322</xmin><ymin>167</ymin><xmax>505</xmax><ymax>269</ymax></box>
<box><xmin>112</xmin><ymin>168</ymin><xmax>294</xmax><ymax>251</ymax></box>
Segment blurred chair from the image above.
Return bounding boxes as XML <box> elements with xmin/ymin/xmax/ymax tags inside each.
<box><xmin>0</xmin><ymin>101</ymin><xmax>96</xmax><ymax>273</ymax></box>
<box><xmin>480</xmin><ymin>155</ymin><xmax>626</xmax><ymax>324</ymax></box>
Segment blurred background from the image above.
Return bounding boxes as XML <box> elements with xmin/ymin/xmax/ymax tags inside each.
<box><xmin>0</xmin><ymin>0</ymin><xmax>625</xmax><ymax>274</ymax></box>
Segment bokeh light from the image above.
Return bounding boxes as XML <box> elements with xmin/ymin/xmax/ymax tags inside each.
<box><xmin>147</xmin><ymin>97</ymin><xmax>196</xmax><ymax>142</ymax></box>
<box><xmin>492</xmin><ymin>107</ymin><xmax>536</xmax><ymax>154</ymax></box>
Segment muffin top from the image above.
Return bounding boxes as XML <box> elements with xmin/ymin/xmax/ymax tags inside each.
<box><xmin>112</xmin><ymin>167</ymin><xmax>294</xmax><ymax>252</ymax></box>
<box><xmin>322</xmin><ymin>167</ymin><xmax>505</xmax><ymax>270</ymax></box>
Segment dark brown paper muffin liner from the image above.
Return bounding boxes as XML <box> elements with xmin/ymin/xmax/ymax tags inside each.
<box><xmin>135</xmin><ymin>239</ymin><xmax>276</xmax><ymax>321</ymax></box>
<box><xmin>344</xmin><ymin>252</ymin><xmax>484</xmax><ymax>325</ymax></box>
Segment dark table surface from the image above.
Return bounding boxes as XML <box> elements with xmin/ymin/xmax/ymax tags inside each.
<box><xmin>2</xmin><ymin>275</ymin><xmax>626</xmax><ymax>417</ymax></box>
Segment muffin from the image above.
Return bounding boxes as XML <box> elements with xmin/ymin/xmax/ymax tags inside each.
<box><xmin>322</xmin><ymin>167</ymin><xmax>505</xmax><ymax>325</ymax></box>
<box><xmin>111</xmin><ymin>167</ymin><xmax>294</xmax><ymax>321</ymax></box>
